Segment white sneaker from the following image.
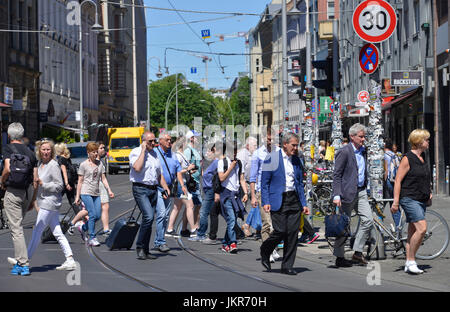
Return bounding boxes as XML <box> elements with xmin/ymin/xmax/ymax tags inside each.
<box><xmin>56</xmin><ymin>259</ymin><xmax>77</xmax><ymax>271</ymax></box>
<box><xmin>269</xmin><ymin>254</ymin><xmax>275</xmax><ymax>263</ymax></box>
<box><xmin>405</xmin><ymin>261</ymin><xmax>424</xmax><ymax>274</ymax></box>
<box><xmin>7</xmin><ymin>257</ymin><xmax>17</xmax><ymax>266</ymax></box>
<box><xmin>88</xmin><ymin>238</ymin><xmax>101</xmax><ymax>247</ymax></box>
<box><xmin>77</xmin><ymin>223</ymin><xmax>87</xmax><ymax>242</ymax></box>
<box><xmin>272</xmin><ymin>249</ymin><xmax>281</xmax><ymax>261</ymax></box>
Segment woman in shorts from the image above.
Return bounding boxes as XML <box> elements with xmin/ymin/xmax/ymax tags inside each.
<box><xmin>392</xmin><ymin>129</ymin><xmax>432</xmax><ymax>274</ymax></box>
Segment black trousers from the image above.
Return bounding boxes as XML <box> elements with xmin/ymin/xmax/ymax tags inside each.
<box><xmin>208</xmin><ymin>201</ymin><xmax>220</xmax><ymax>240</ymax></box>
<box><xmin>260</xmin><ymin>191</ymin><xmax>302</xmax><ymax>270</ymax></box>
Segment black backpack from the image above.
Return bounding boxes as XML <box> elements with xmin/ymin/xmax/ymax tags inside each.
<box><xmin>212</xmin><ymin>158</ymin><xmax>242</xmax><ymax>194</ymax></box>
<box><xmin>7</xmin><ymin>145</ymin><xmax>33</xmax><ymax>189</ymax></box>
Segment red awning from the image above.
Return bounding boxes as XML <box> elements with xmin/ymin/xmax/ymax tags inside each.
<box><xmin>381</xmin><ymin>88</ymin><xmax>421</xmax><ymax>111</ymax></box>
<box><xmin>0</xmin><ymin>102</ymin><xmax>11</xmax><ymax>108</ymax></box>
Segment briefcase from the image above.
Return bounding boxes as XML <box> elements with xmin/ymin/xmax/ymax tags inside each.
<box><xmin>106</xmin><ymin>205</ymin><xmax>142</xmax><ymax>250</ymax></box>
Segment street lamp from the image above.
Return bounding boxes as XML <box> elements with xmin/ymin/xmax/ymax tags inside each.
<box><xmin>78</xmin><ymin>0</ymin><xmax>102</xmax><ymax>142</ymax></box>
<box><xmin>147</xmin><ymin>56</ymin><xmax>163</xmax><ymax>129</ymax></box>
<box><xmin>164</xmin><ymin>82</ymin><xmax>190</xmax><ymax>131</ymax></box>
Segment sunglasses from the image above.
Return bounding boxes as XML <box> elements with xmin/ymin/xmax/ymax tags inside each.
<box><xmin>147</xmin><ymin>139</ymin><xmax>156</xmax><ymax>143</ymax></box>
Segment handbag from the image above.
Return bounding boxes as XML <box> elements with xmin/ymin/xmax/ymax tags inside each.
<box><xmin>156</xmin><ymin>148</ymin><xmax>177</xmax><ymax>197</ymax></box>
<box><xmin>324</xmin><ymin>212</ymin><xmax>350</xmax><ymax>238</ymax></box>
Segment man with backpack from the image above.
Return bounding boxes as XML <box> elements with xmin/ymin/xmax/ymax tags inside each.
<box><xmin>384</xmin><ymin>138</ymin><xmax>401</xmax><ymax>228</ymax></box>
<box><xmin>217</xmin><ymin>141</ymin><xmax>248</xmax><ymax>254</ymax></box>
<box><xmin>0</xmin><ymin>122</ymin><xmax>38</xmax><ymax>276</ymax></box>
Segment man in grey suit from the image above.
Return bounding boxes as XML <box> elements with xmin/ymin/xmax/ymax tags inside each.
<box><xmin>332</xmin><ymin>123</ymin><xmax>374</xmax><ymax>267</ymax></box>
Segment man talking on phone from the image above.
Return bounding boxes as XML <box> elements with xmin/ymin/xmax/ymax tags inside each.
<box><xmin>129</xmin><ymin>131</ymin><xmax>170</xmax><ymax>260</ymax></box>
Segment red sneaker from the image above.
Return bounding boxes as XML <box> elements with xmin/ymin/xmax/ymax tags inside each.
<box><xmin>229</xmin><ymin>243</ymin><xmax>238</xmax><ymax>254</ymax></box>
<box><xmin>221</xmin><ymin>244</ymin><xmax>230</xmax><ymax>253</ymax></box>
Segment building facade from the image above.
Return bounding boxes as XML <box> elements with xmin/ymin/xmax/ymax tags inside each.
<box><xmin>1</xmin><ymin>0</ymin><xmax>40</xmax><ymax>143</ymax></box>
<box><xmin>97</xmin><ymin>0</ymin><xmax>147</xmax><ymax>127</ymax></box>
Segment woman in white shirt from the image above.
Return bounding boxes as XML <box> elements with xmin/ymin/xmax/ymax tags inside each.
<box><xmin>27</xmin><ymin>139</ymin><xmax>77</xmax><ymax>271</ymax></box>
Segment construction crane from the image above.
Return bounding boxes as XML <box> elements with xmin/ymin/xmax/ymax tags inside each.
<box><xmin>188</xmin><ymin>52</ymin><xmax>212</xmax><ymax>90</ymax></box>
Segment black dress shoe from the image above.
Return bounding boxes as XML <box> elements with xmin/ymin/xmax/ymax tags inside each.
<box><xmin>335</xmin><ymin>257</ymin><xmax>353</xmax><ymax>267</ymax></box>
<box><xmin>136</xmin><ymin>248</ymin><xmax>147</xmax><ymax>260</ymax></box>
<box><xmin>352</xmin><ymin>253</ymin><xmax>368</xmax><ymax>265</ymax></box>
<box><xmin>281</xmin><ymin>268</ymin><xmax>297</xmax><ymax>275</ymax></box>
<box><xmin>145</xmin><ymin>251</ymin><xmax>157</xmax><ymax>260</ymax></box>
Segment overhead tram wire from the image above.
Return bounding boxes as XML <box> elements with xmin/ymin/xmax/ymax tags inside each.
<box><xmin>166</xmin><ymin>0</ymin><xmax>227</xmax><ymax>77</ymax></box>
<box><xmin>101</xmin><ymin>1</ymin><xmax>356</xmax><ymax>17</ymax></box>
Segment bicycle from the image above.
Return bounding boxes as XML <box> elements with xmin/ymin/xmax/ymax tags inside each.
<box><xmin>309</xmin><ymin>169</ymin><xmax>334</xmax><ymax>217</ymax></box>
<box><xmin>326</xmin><ymin>198</ymin><xmax>450</xmax><ymax>260</ymax></box>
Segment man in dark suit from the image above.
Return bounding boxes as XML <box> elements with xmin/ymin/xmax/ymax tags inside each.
<box><xmin>260</xmin><ymin>132</ymin><xmax>309</xmax><ymax>275</ymax></box>
<box><xmin>332</xmin><ymin>123</ymin><xmax>374</xmax><ymax>267</ymax></box>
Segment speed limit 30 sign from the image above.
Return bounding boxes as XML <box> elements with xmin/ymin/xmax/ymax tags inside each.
<box><xmin>353</xmin><ymin>0</ymin><xmax>397</xmax><ymax>43</ymax></box>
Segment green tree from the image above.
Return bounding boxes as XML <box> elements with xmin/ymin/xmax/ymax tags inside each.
<box><xmin>148</xmin><ymin>75</ymin><xmax>221</xmax><ymax>134</ymax></box>
<box><xmin>227</xmin><ymin>76</ymin><xmax>251</xmax><ymax>126</ymax></box>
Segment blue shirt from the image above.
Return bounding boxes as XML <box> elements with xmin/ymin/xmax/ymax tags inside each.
<box><xmin>352</xmin><ymin>143</ymin><xmax>366</xmax><ymax>187</ymax></box>
<box><xmin>202</xmin><ymin>159</ymin><xmax>219</xmax><ymax>190</ymax></box>
<box><xmin>156</xmin><ymin>146</ymin><xmax>182</xmax><ymax>186</ymax></box>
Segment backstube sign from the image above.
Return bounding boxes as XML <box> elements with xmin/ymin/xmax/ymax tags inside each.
<box><xmin>390</xmin><ymin>71</ymin><xmax>423</xmax><ymax>86</ymax></box>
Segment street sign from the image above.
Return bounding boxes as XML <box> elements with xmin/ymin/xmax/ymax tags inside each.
<box><xmin>352</xmin><ymin>0</ymin><xmax>397</xmax><ymax>43</ymax></box>
<box><xmin>319</xmin><ymin>96</ymin><xmax>333</xmax><ymax>114</ymax></box>
<box><xmin>359</xmin><ymin>43</ymin><xmax>379</xmax><ymax>74</ymax></box>
<box><xmin>390</xmin><ymin>71</ymin><xmax>423</xmax><ymax>86</ymax></box>
<box><xmin>357</xmin><ymin>90</ymin><xmax>370</xmax><ymax>103</ymax></box>
<box><xmin>201</xmin><ymin>29</ymin><xmax>211</xmax><ymax>39</ymax></box>
<box><xmin>4</xmin><ymin>86</ymin><xmax>13</xmax><ymax>105</ymax></box>
<box><xmin>190</xmin><ymin>67</ymin><xmax>197</xmax><ymax>74</ymax></box>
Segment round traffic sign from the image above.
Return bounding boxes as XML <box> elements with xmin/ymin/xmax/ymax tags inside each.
<box><xmin>357</xmin><ymin>90</ymin><xmax>370</xmax><ymax>103</ymax></box>
<box><xmin>359</xmin><ymin>43</ymin><xmax>379</xmax><ymax>74</ymax></box>
<box><xmin>352</xmin><ymin>0</ymin><xmax>397</xmax><ymax>43</ymax></box>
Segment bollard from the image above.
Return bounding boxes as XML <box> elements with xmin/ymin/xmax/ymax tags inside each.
<box><xmin>446</xmin><ymin>165</ymin><xmax>450</xmax><ymax>196</ymax></box>
<box><xmin>433</xmin><ymin>164</ymin><xmax>436</xmax><ymax>194</ymax></box>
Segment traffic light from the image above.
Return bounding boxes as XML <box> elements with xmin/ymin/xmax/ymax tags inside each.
<box><xmin>312</xmin><ymin>57</ymin><xmax>333</xmax><ymax>95</ymax></box>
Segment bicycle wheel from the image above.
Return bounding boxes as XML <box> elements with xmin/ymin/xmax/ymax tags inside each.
<box><xmin>315</xmin><ymin>186</ymin><xmax>333</xmax><ymax>215</ymax></box>
<box><xmin>415</xmin><ymin>209</ymin><xmax>450</xmax><ymax>260</ymax></box>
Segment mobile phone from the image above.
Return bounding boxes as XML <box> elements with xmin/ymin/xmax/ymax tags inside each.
<box><xmin>162</xmin><ymin>190</ymin><xmax>169</xmax><ymax>197</ymax></box>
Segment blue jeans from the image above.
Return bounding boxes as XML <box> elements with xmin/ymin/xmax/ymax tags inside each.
<box><xmin>81</xmin><ymin>195</ymin><xmax>101</xmax><ymax>239</ymax></box>
<box><xmin>221</xmin><ymin>197</ymin><xmax>237</xmax><ymax>245</ymax></box>
<box><xmin>197</xmin><ymin>188</ymin><xmax>215</xmax><ymax>237</ymax></box>
<box><xmin>132</xmin><ymin>185</ymin><xmax>158</xmax><ymax>252</ymax></box>
<box><xmin>154</xmin><ymin>191</ymin><xmax>173</xmax><ymax>247</ymax></box>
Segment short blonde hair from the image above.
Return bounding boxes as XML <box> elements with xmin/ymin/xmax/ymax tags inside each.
<box><xmin>35</xmin><ymin>138</ymin><xmax>56</xmax><ymax>161</ymax></box>
<box><xmin>408</xmin><ymin>129</ymin><xmax>430</xmax><ymax>149</ymax></box>
<box><xmin>55</xmin><ymin>142</ymin><xmax>70</xmax><ymax>158</ymax></box>
<box><xmin>86</xmin><ymin>142</ymin><xmax>99</xmax><ymax>153</ymax></box>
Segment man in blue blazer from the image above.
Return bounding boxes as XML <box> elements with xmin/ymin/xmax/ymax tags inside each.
<box><xmin>260</xmin><ymin>132</ymin><xmax>309</xmax><ymax>275</ymax></box>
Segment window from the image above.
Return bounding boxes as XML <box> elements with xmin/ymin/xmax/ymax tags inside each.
<box><xmin>413</xmin><ymin>0</ymin><xmax>420</xmax><ymax>35</ymax></box>
<box><xmin>437</xmin><ymin>0</ymin><xmax>448</xmax><ymax>26</ymax></box>
<box><xmin>327</xmin><ymin>0</ymin><xmax>335</xmax><ymax>20</ymax></box>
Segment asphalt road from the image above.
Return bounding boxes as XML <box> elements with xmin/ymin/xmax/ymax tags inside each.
<box><xmin>0</xmin><ymin>173</ymin><xmax>448</xmax><ymax>295</ymax></box>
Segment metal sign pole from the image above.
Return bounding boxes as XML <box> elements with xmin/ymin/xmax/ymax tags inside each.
<box><xmin>367</xmin><ymin>80</ymin><xmax>384</xmax><ymax>200</ymax></box>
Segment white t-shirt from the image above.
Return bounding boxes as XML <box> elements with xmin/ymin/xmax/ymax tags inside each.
<box><xmin>217</xmin><ymin>157</ymin><xmax>243</xmax><ymax>192</ymax></box>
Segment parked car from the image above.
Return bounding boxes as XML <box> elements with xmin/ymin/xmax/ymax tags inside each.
<box><xmin>67</xmin><ymin>142</ymin><xmax>88</xmax><ymax>169</ymax></box>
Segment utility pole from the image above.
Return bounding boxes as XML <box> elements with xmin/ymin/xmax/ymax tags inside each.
<box><xmin>282</xmin><ymin>0</ymin><xmax>288</xmax><ymax>129</ymax></box>
<box><xmin>132</xmin><ymin>0</ymin><xmax>138</xmax><ymax>126</ymax></box>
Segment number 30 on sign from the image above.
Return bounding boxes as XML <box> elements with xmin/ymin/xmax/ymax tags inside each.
<box><xmin>352</xmin><ymin>0</ymin><xmax>397</xmax><ymax>43</ymax></box>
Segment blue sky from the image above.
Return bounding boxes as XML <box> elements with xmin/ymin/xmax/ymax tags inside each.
<box><xmin>144</xmin><ymin>0</ymin><xmax>269</xmax><ymax>90</ymax></box>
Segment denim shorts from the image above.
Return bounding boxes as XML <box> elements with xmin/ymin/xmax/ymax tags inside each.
<box><xmin>400</xmin><ymin>197</ymin><xmax>426</xmax><ymax>223</ymax></box>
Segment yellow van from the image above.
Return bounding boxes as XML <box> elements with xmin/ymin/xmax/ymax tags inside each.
<box><xmin>107</xmin><ymin>127</ymin><xmax>145</xmax><ymax>174</ymax></box>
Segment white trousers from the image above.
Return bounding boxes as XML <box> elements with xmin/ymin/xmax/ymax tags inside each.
<box><xmin>27</xmin><ymin>208</ymin><xmax>73</xmax><ymax>260</ymax></box>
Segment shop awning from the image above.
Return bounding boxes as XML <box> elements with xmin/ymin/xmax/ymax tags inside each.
<box><xmin>0</xmin><ymin>102</ymin><xmax>12</xmax><ymax>108</ymax></box>
<box><xmin>381</xmin><ymin>87</ymin><xmax>421</xmax><ymax>111</ymax></box>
